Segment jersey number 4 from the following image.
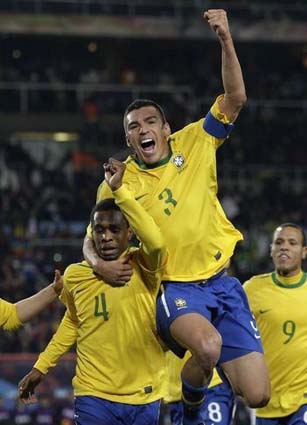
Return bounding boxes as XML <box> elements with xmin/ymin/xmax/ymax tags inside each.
<box><xmin>94</xmin><ymin>293</ymin><xmax>109</xmax><ymax>321</ymax></box>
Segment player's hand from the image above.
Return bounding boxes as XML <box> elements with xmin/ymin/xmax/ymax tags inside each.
<box><xmin>18</xmin><ymin>368</ymin><xmax>44</xmax><ymax>405</ymax></box>
<box><xmin>204</xmin><ymin>9</ymin><xmax>231</xmax><ymax>41</ymax></box>
<box><xmin>92</xmin><ymin>255</ymin><xmax>133</xmax><ymax>286</ymax></box>
<box><xmin>104</xmin><ymin>158</ymin><xmax>126</xmax><ymax>191</ymax></box>
<box><xmin>51</xmin><ymin>269</ymin><xmax>63</xmax><ymax>296</ymax></box>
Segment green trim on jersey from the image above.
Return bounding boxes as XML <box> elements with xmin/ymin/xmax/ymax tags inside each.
<box><xmin>271</xmin><ymin>271</ymin><xmax>307</xmax><ymax>288</ymax></box>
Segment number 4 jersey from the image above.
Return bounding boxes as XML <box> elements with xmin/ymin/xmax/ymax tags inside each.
<box><xmin>58</xmin><ymin>257</ymin><xmax>166</xmax><ymax>404</ymax></box>
<box><xmin>244</xmin><ymin>271</ymin><xmax>307</xmax><ymax>418</ymax></box>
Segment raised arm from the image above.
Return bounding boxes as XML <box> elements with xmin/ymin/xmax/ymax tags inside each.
<box><xmin>104</xmin><ymin>158</ymin><xmax>167</xmax><ymax>273</ymax></box>
<box><xmin>204</xmin><ymin>9</ymin><xmax>247</xmax><ymax>122</ymax></box>
<box><xmin>18</xmin><ymin>308</ymin><xmax>77</xmax><ymax>404</ymax></box>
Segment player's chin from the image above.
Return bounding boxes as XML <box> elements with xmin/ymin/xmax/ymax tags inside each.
<box><xmin>139</xmin><ymin>153</ymin><xmax>159</xmax><ymax>165</ymax></box>
<box><xmin>276</xmin><ymin>262</ymin><xmax>292</xmax><ymax>274</ymax></box>
<box><xmin>100</xmin><ymin>251</ymin><xmax>119</xmax><ymax>261</ymax></box>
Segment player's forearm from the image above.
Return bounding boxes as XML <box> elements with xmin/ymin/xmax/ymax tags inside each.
<box><xmin>113</xmin><ymin>186</ymin><xmax>165</xmax><ymax>255</ymax></box>
<box><xmin>220</xmin><ymin>37</ymin><xmax>247</xmax><ymax>119</ymax></box>
<box><xmin>83</xmin><ymin>235</ymin><xmax>99</xmax><ymax>266</ymax></box>
<box><xmin>16</xmin><ymin>284</ymin><xmax>58</xmax><ymax>323</ymax></box>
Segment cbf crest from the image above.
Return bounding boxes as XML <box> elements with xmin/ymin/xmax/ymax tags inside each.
<box><xmin>172</xmin><ymin>153</ymin><xmax>185</xmax><ymax>170</ymax></box>
<box><xmin>175</xmin><ymin>298</ymin><xmax>187</xmax><ymax>310</ymax></box>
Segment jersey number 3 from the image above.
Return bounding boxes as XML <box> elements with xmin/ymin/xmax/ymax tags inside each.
<box><xmin>158</xmin><ymin>188</ymin><xmax>177</xmax><ymax>216</ymax></box>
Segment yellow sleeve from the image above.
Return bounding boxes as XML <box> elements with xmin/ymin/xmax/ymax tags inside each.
<box><xmin>86</xmin><ymin>181</ymin><xmax>114</xmax><ymax>238</ymax></box>
<box><xmin>243</xmin><ymin>279</ymin><xmax>252</xmax><ymax>298</ymax></box>
<box><xmin>0</xmin><ymin>299</ymin><xmax>22</xmax><ymax>331</ymax></box>
<box><xmin>34</xmin><ymin>309</ymin><xmax>77</xmax><ymax>374</ymax></box>
<box><xmin>211</xmin><ymin>94</ymin><xmax>232</xmax><ymax>124</ymax></box>
<box><xmin>113</xmin><ymin>185</ymin><xmax>167</xmax><ymax>274</ymax></box>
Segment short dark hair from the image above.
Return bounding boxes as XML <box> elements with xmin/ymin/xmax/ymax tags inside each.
<box><xmin>275</xmin><ymin>222</ymin><xmax>306</xmax><ymax>246</ymax></box>
<box><xmin>123</xmin><ymin>99</ymin><xmax>166</xmax><ymax>127</ymax></box>
<box><xmin>90</xmin><ymin>198</ymin><xmax>127</xmax><ymax>227</ymax></box>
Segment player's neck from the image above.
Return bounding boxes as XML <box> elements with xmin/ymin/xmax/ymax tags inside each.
<box><xmin>272</xmin><ymin>269</ymin><xmax>306</xmax><ymax>288</ymax></box>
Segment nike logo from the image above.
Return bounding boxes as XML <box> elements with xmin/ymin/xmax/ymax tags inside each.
<box><xmin>259</xmin><ymin>309</ymin><xmax>271</xmax><ymax>314</ymax></box>
<box><xmin>135</xmin><ymin>193</ymin><xmax>148</xmax><ymax>201</ymax></box>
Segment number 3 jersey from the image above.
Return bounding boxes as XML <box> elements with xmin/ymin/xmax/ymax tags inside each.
<box><xmin>93</xmin><ymin>96</ymin><xmax>242</xmax><ymax>281</ymax></box>
<box><xmin>244</xmin><ymin>271</ymin><xmax>307</xmax><ymax>418</ymax></box>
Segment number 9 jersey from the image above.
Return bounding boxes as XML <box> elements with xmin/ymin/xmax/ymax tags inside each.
<box><xmin>244</xmin><ymin>270</ymin><xmax>307</xmax><ymax>418</ymax></box>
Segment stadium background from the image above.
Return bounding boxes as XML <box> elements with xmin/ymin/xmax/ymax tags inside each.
<box><xmin>0</xmin><ymin>0</ymin><xmax>306</xmax><ymax>423</ymax></box>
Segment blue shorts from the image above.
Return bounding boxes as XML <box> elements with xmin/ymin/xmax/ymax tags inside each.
<box><xmin>167</xmin><ymin>382</ymin><xmax>234</xmax><ymax>425</ymax></box>
<box><xmin>156</xmin><ymin>270</ymin><xmax>263</xmax><ymax>362</ymax></box>
<box><xmin>256</xmin><ymin>404</ymin><xmax>307</xmax><ymax>425</ymax></box>
<box><xmin>74</xmin><ymin>396</ymin><xmax>161</xmax><ymax>425</ymax></box>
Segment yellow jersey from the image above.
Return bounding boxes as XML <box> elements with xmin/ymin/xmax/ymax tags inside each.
<box><xmin>0</xmin><ymin>299</ymin><xmax>21</xmax><ymax>330</ymax></box>
<box><xmin>35</xmin><ymin>186</ymin><xmax>168</xmax><ymax>404</ymax></box>
<box><xmin>244</xmin><ymin>270</ymin><xmax>307</xmax><ymax>418</ymax></box>
<box><xmin>90</xmin><ymin>96</ymin><xmax>242</xmax><ymax>281</ymax></box>
<box><xmin>164</xmin><ymin>351</ymin><xmax>223</xmax><ymax>403</ymax></box>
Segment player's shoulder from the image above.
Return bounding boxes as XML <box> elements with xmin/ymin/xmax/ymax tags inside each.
<box><xmin>64</xmin><ymin>261</ymin><xmax>93</xmax><ymax>285</ymax></box>
<box><xmin>170</xmin><ymin>118</ymin><xmax>205</xmax><ymax>139</ymax></box>
<box><xmin>244</xmin><ymin>273</ymin><xmax>272</xmax><ymax>288</ymax></box>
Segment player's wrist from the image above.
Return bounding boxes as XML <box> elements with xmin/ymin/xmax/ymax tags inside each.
<box><xmin>50</xmin><ymin>283</ymin><xmax>61</xmax><ymax>297</ymax></box>
<box><xmin>92</xmin><ymin>257</ymin><xmax>108</xmax><ymax>276</ymax></box>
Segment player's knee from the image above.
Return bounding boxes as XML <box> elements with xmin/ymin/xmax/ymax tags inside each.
<box><xmin>245</xmin><ymin>386</ymin><xmax>270</xmax><ymax>408</ymax></box>
<box><xmin>195</xmin><ymin>331</ymin><xmax>222</xmax><ymax>371</ymax></box>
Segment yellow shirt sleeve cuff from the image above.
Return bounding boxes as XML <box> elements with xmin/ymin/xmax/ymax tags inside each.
<box><xmin>210</xmin><ymin>94</ymin><xmax>231</xmax><ymax>124</ymax></box>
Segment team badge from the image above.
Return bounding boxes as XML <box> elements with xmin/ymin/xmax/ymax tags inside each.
<box><xmin>172</xmin><ymin>153</ymin><xmax>185</xmax><ymax>169</ymax></box>
<box><xmin>175</xmin><ymin>298</ymin><xmax>187</xmax><ymax>309</ymax></box>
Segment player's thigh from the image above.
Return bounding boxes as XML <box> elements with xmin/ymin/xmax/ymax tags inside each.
<box><xmin>221</xmin><ymin>351</ymin><xmax>270</xmax><ymax>404</ymax></box>
<box><xmin>203</xmin><ymin>384</ymin><xmax>235</xmax><ymax>425</ymax></box>
<box><xmin>170</xmin><ymin>312</ymin><xmax>221</xmax><ymax>353</ymax></box>
<box><xmin>156</xmin><ymin>281</ymin><xmax>219</xmax><ymax>357</ymax></box>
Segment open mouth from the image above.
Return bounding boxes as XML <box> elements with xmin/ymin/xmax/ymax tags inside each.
<box><xmin>140</xmin><ymin>138</ymin><xmax>155</xmax><ymax>153</ymax></box>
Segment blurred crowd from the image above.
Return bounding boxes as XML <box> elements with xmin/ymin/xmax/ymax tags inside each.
<box><xmin>0</xmin><ymin>142</ymin><xmax>101</xmax><ymax>353</ymax></box>
<box><xmin>1</xmin><ymin>38</ymin><xmax>306</xmax><ymax>116</ymax></box>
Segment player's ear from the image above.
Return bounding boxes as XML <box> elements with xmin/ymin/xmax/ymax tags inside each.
<box><xmin>163</xmin><ymin>122</ymin><xmax>171</xmax><ymax>138</ymax></box>
<box><xmin>126</xmin><ymin>135</ymin><xmax>131</xmax><ymax>147</ymax></box>
<box><xmin>127</xmin><ymin>228</ymin><xmax>133</xmax><ymax>241</ymax></box>
<box><xmin>302</xmin><ymin>246</ymin><xmax>307</xmax><ymax>260</ymax></box>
